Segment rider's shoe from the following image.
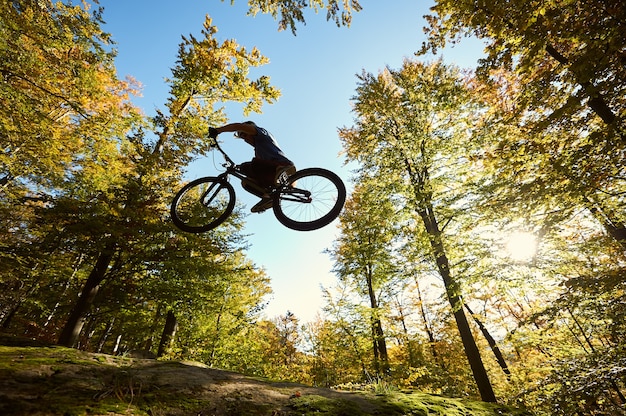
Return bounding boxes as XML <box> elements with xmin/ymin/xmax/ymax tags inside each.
<box><xmin>275</xmin><ymin>165</ymin><xmax>296</xmax><ymax>185</ymax></box>
<box><xmin>251</xmin><ymin>197</ymin><xmax>273</xmax><ymax>213</ymax></box>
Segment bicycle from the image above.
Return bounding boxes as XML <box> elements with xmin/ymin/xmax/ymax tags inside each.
<box><xmin>171</xmin><ymin>137</ymin><xmax>346</xmax><ymax>232</ymax></box>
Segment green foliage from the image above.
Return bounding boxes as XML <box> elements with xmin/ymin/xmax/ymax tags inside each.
<box><xmin>422</xmin><ymin>0</ymin><xmax>626</xmax><ymax>248</ymax></box>
<box><xmin>337</xmin><ymin>59</ymin><xmax>498</xmax><ymax>401</ymax></box>
<box><xmin>238</xmin><ymin>0</ymin><xmax>363</xmax><ymax>34</ymax></box>
<box><xmin>0</xmin><ymin>0</ymin><xmax>142</xmax><ymax>190</ymax></box>
<box><xmin>0</xmin><ymin>0</ymin><xmax>277</xmax><ymax>363</ymax></box>
<box><xmin>331</xmin><ymin>42</ymin><xmax>626</xmax><ymax>413</ymax></box>
<box><xmin>160</xmin><ymin>15</ymin><xmax>281</xmax><ymax>162</ymax></box>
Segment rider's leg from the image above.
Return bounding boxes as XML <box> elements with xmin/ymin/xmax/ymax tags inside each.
<box><xmin>239</xmin><ymin>161</ymin><xmax>267</xmax><ymax>197</ymax></box>
<box><xmin>241</xmin><ymin>180</ymin><xmax>266</xmax><ymax>198</ymax></box>
<box><xmin>247</xmin><ymin>159</ymin><xmax>280</xmax><ymax>213</ymax></box>
<box><xmin>241</xmin><ymin>159</ymin><xmax>296</xmax><ymax>212</ymax></box>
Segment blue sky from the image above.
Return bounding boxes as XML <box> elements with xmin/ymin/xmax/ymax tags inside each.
<box><xmin>99</xmin><ymin>0</ymin><xmax>484</xmax><ymax>322</ymax></box>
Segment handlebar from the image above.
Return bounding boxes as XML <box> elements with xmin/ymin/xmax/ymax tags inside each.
<box><xmin>208</xmin><ymin>135</ymin><xmax>237</xmax><ymax>168</ymax></box>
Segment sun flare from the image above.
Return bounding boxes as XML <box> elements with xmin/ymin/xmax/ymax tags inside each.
<box><xmin>505</xmin><ymin>231</ymin><xmax>537</xmax><ymax>262</ymax></box>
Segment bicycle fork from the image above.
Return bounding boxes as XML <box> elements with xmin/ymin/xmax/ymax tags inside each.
<box><xmin>201</xmin><ymin>180</ymin><xmax>228</xmax><ymax>207</ymax></box>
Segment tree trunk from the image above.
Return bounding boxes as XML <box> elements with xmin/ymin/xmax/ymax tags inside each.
<box><xmin>404</xmin><ymin>155</ymin><xmax>497</xmax><ymax>402</ymax></box>
<box><xmin>205</xmin><ymin>310</ymin><xmax>223</xmax><ymax>366</ymax></box>
<box><xmin>418</xmin><ymin>204</ymin><xmax>497</xmax><ymax>402</ymax></box>
<box><xmin>370</xmin><ymin>319</ymin><xmax>389</xmax><ymax>376</ymax></box>
<box><xmin>395</xmin><ymin>300</ymin><xmax>418</xmax><ymax>366</ymax></box>
<box><xmin>464</xmin><ymin>303</ymin><xmax>511</xmax><ymax>378</ymax></box>
<box><xmin>157</xmin><ymin>309</ymin><xmax>178</xmax><ymax>357</ymax></box>
<box><xmin>414</xmin><ymin>277</ymin><xmax>439</xmax><ymax>362</ymax></box>
<box><xmin>57</xmin><ymin>247</ymin><xmax>115</xmax><ymax>347</ymax></box>
<box><xmin>2</xmin><ymin>278</ymin><xmax>39</xmax><ymax>330</ymax></box>
<box><xmin>1</xmin><ymin>304</ymin><xmax>19</xmax><ymax>330</ymax></box>
<box><xmin>365</xmin><ymin>267</ymin><xmax>389</xmax><ymax>376</ymax></box>
<box><xmin>96</xmin><ymin>317</ymin><xmax>116</xmax><ymax>353</ymax></box>
<box><xmin>544</xmin><ymin>44</ymin><xmax>618</xmax><ymax>128</ymax></box>
<box><xmin>44</xmin><ymin>255</ymin><xmax>83</xmax><ymax>330</ymax></box>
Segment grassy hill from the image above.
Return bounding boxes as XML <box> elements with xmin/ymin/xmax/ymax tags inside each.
<box><xmin>0</xmin><ymin>337</ymin><xmax>533</xmax><ymax>416</ymax></box>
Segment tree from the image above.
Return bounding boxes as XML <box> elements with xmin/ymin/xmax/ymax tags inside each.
<box><xmin>0</xmin><ymin>0</ymin><xmax>143</xmax><ymax>337</ymax></box>
<box><xmin>236</xmin><ymin>0</ymin><xmax>362</xmax><ymax>34</ymax></box>
<box><xmin>320</xmin><ymin>285</ymin><xmax>376</xmax><ymax>383</ymax></box>
<box><xmin>301</xmin><ymin>314</ymin><xmax>371</xmax><ymax>387</ymax></box>
<box><xmin>56</xmin><ymin>15</ymin><xmax>280</xmax><ymax>347</ymax></box>
<box><xmin>409</xmin><ymin>15</ymin><xmax>626</xmax><ymax>399</ymax></box>
<box><xmin>330</xmin><ymin>181</ymin><xmax>398</xmax><ymax>377</ymax></box>
<box><xmin>0</xmin><ymin>3</ymin><xmax>278</xmax><ymax>348</ymax></box>
<box><xmin>0</xmin><ymin>0</ymin><xmax>141</xmax><ymax>189</ymax></box>
<box><xmin>339</xmin><ymin>60</ymin><xmax>497</xmax><ymax>402</ymax></box>
<box><xmin>152</xmin><ymin>249</ymin><xmax>272</xmax><ymax>364</ymax></box>
<box><xmin>421</xmin><ymin>1</ymin><xmax>626</xmax><ymax>248</ymax></box>
<box><xmin>422</xmin><ymin>0</ymin><xmax>625</xmax><ymax>136</ymax></box>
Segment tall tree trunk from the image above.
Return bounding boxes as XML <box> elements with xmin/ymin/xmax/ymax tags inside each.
<box><xmin>365</xmin><ymin>266</ymin><xmax>389</xmax><ymax>376</ymax></box>
<box><xmin>44</xmin><ymin>254</ymin><xmax>84</xmax><ymax>331</ymax></box>
<box><xmin>464</xmin><ymin>303</ymin><xmax>511</xmax><ymax>378</ymax></box>
<box><xmin>97</xmin><ymin>316</ymin><xmax>116</xmax><ymax>353</ymax></box>
<box><xmin>58</xmin><ymin>246</ymin><xmax>115</xmax><ymax>347</ymax></box>
<box><xmin>157</xmin><ymin>309</ymin><xmax>178</xmax><ymax>357</ymax></box>
<box><xmin>418</xmin><ymin>204</ymin><xmax>497</xmax><ymax>402</ymax></box>
<box><xmin>405</xmin><ymin>156</ymin><xmax>497</xmax><ymax>402</ymax></box>
<box><xmin>2</xmin><ymin>271</ymin><xmax>40</xmax><ymax>329</ymax></box>
<box><xmin>414</xmin><ymin>277</ymin><xmax>440</xmax><ymax>363</ymax></box>
<box><xmin>395</xmin><ymin>299</ymin><xmax>418</xmax><ymax>367</ymax></box>
<box><xmin>1</xmin><ymin>304</ymin><xmax>19</xmax><ymax>330</ymax></box>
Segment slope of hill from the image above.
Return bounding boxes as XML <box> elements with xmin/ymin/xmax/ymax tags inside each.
<box><xmin>0</xmin><ymin>337</ymin><xmax>533</xmax><ymax>415</ymax></box>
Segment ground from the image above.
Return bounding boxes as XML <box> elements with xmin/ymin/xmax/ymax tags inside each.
<box><xmin>0</xmin><ymin>335</ymin><xmax>533</xmax><ymax>416</ymax></box>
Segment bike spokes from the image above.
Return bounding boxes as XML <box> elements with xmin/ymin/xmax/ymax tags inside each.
<box><xmin>278</xmin><ymin>187</ymin><xmax>311</xmax><ymax>203</ymax></box>
<box><xmin>171</xmin><ymin>177</ymin><xmax>236</xmax><ymax>233</ymax></box>
<box><xmin>273</xmin><ymin>168</ymin><xmax>346</xmax><ymax>231</ymax></box>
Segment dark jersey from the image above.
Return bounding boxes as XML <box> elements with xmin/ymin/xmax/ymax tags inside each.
<box><xmin>251</xmin><ymin>126</ymin><xmax>293</xmax><ymax>165</ymax></box>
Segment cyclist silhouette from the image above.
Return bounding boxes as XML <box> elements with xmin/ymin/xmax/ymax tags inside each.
<box><xmin>209</xmin><ymin>121</ymin><xmax>295</xmax><ymax>212</ymax></box>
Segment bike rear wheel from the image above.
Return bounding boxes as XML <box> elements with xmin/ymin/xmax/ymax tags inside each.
<box><xmin>273</xmin><ymin>168</ymin><xmax>346</xmax><ymax>231</ymax></box>
<box><xmin>171</xmin><ymin>177</ymin><xmax>236</xmax><ymax>233</ymax></box>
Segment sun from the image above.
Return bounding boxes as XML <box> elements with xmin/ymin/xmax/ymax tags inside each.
<box><xmin>505</xmin><ymin>231</ymin><xmax>537</xmax><ymax>262</ymax></box>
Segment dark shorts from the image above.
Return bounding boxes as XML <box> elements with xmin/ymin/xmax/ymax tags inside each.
<box><xmin>240</xmin><ymin>158</ymin><xmax>293</xmax><ymax>187</ymax></box>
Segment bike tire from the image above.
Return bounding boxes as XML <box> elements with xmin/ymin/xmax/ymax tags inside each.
<box><xmin>171</xmin><ymin>177</ymin><xmax>236</xmax><ymax>233</ymax></box>
<box><xmin>273</xmin><ymin>168</ymin><xmax>346</xmax><ymax>231</ymax></box>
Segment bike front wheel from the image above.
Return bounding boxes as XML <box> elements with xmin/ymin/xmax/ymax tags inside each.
<box><xmin>171</xmin><ymin>177</ymin><xmax>236</xmax><ymax>233</ymax></box>
<box><xmin>273</xmin><ymin>168</ymin><xmax>346</xmax><ymax>231</ymax></box>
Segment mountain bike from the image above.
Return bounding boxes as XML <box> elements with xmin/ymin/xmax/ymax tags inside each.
<box><xmin>171</xmin><ymin>137</ymin><xmax>346</xmax><ymax>232</ymax></box>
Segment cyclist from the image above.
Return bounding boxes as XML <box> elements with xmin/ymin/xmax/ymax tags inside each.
<box><xmin>209</xmin><ymin>121</ymin><xmax>295</xmax><ymax>213</ymax></box>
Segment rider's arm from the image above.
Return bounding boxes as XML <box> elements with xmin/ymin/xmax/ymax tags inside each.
<box><xmin>215</xmin><ymin>123</ymin><xmax>256</xmax><ymax>136</ymax></box>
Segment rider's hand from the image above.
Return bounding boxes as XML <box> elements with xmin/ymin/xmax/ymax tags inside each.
<box><xmin>208</xmin><ymin>127</ymin><xmax>218</xmax><ymax>139</ymax></box>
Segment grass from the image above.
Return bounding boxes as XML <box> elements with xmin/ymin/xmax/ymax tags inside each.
<box><xmin>0</xmin><ymin>341</ymin><xmax>534</xmax><ymax>416</ymax></box>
